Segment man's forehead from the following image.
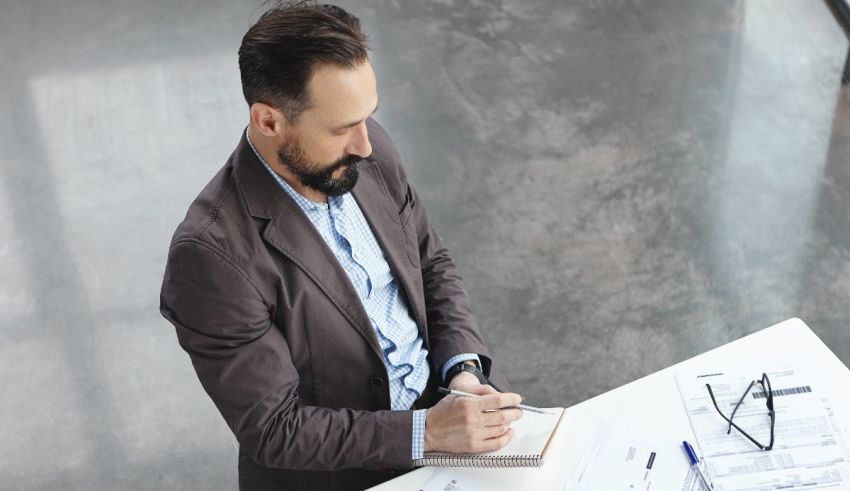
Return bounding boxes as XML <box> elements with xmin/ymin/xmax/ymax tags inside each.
<box><xmin>306</xmin><ymin>61</ymin><xmax>377</xmax><ymax>125</ymax></box>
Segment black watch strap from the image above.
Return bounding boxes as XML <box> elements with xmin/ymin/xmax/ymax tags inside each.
<box><xmin>446</xmin><ymin>361</ymin><xmax>488</xmax><ymax>385</ymax></box>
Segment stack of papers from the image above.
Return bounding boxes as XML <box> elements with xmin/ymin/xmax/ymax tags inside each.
<box><xmin>675</xmin><ymin>364</ymin><xmax>850</xmax><ymax>490</ymax></box>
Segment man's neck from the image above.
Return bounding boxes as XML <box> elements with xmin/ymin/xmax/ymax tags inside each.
<box><xmin>247</xmin><ymin>125</ymin><xmax>328</xmax><ymax>204</ymax></box>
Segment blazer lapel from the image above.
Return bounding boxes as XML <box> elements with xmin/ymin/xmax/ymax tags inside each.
<box><xmin>351</xmin><ymin>161</ymin><xmax>429</xmax><ymax>343</ymax></box>
<box><xmin>233</xmin><ymin>133</ymin><xmax>385</xmax><ymax>362</ymax></box>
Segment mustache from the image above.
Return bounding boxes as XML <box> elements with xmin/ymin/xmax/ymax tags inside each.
<box><xmin>327</xmin><ymin>154</ymin><xmax>363</xmax><ymax>173</ymax></box>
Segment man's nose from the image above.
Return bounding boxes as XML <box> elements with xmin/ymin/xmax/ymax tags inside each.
<box><xmin>346</xmin><ymin>122</ymin><xmax>372</xmax><ymax>158</ymax></box>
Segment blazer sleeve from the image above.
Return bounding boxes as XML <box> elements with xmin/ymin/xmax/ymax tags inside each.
<box><xmin>366</xmin><ymin>120</ymin><xmax>502</xmax><ymax>382</ymax></box>
<box><xmin>159</xmin><ymin>239</ymin><xmax>414</xmax><ymax>471</ymax></box>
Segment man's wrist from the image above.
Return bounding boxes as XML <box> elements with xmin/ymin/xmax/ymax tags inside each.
<box><xmin>447</xmin><ymin>370</ymin><xmax>481</xmax><ymax>389</ymax></box>
<box><xmin>440</xmin><ymin>354</ymin><xmax>482</xmax><ymax>383</ymax></box>
<box><xmin>445</xmin><ymin>359</ymin><xmax>487</xmax><ymax>387</ymax></box>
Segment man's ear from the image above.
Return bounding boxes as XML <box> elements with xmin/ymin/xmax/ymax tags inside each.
<box><xmin>249</xmin><ymin>102</ymin><xmax>285</xmax><ymax>137</ymax></box>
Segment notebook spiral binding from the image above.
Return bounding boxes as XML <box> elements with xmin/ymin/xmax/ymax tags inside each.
<box><xmin>413</xmin><ymin>455</ymin><xmax>543</xmax><ymax>468</ymax></box>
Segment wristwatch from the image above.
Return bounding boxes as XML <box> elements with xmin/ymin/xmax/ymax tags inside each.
<box><xmin>446</xmin><ymin>360</ymin><xmax>488</xmax><ymax>385</ymax></box>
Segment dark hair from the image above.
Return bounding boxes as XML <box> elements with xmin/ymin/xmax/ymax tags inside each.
<box><xmin>238</xmin><ymin>1</ymin><xmax>370</xmax><ymax>122</ymax></box>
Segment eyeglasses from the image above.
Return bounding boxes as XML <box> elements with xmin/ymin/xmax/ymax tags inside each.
<box><xmin>705</xmin><ymin>372</ymin><xmax>775</xmax><ymax>450</ymax></box>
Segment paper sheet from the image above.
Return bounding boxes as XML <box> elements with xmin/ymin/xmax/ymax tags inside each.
<box><xmin>675</xmin><ymin>364</ymin><xmax>850</xmax><ymax>490</ymax></box>
<box><xmin>562</xmin><ymin>424</ymin><xmax>704</xmax><ymax>491</ymax></box>
<box><xmin>418</xmin><ymin>470</ymin><xmax>491</xmax><ymax>491</ymax></box>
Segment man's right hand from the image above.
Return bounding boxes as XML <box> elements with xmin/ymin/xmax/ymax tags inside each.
<box><xmin>423</xmin><ymin>385</ymin><xmax>524</xmax><ymax>454</ymax></box>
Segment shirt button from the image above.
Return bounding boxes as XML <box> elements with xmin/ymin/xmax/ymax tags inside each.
<box><xmin>369</xmin><ymin>376</ymin><xmax>385</xmax><ymax>389</ymax></box>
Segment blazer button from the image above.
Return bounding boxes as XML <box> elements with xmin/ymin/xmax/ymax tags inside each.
<box><xmin>369</xmin><ymin>376</ymin><xmax>385</xmax><ymax>389</ymax></box>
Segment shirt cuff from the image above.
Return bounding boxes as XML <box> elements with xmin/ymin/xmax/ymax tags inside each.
<box><xmin>440</xmin><ymin>353</ymin><xmax>482</xmax><ymax>384</ymax></box>
<box><xmin>412</xmin><ymin>409</ymin><xmax>427</xmax><ymax>461</ymax></box>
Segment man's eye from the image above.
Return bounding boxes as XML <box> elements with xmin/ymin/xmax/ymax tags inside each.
<box><xmin>333</xmin><ymin>128</ymin><xmax>347</xmax><ymax>136</ymax></box>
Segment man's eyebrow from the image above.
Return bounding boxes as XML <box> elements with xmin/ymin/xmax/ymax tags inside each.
<box><xmin>335</xmin><ymin>101</ymin><xmax>380</xmax><ymax>130</ymax></box>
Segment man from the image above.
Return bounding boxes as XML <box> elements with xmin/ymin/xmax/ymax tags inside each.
<box><xmin>159</xmin><ymin>2</ymin><xmax>523</xmax><ymax>490</ymax></box>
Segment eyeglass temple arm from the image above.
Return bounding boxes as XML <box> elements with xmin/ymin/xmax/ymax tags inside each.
<box><xmin>726</xmin><ymin>380</ymin><xmax>756</xmax><ymax>434</ymax></box>
<box><xmin>705</xmin><ymin>383</ymin><xmax>769</xmax><ymax>450</ymax></box>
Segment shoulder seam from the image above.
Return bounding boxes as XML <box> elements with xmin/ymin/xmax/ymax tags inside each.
<box><xmin>171</xmin><ymin>237</ymin><xmax>270</xmax><ymax>310</ymax></box>
<box><xmin>198</xmin><ymin>173</ymin><xmax>237</xmax><ymax>237</ymax></box>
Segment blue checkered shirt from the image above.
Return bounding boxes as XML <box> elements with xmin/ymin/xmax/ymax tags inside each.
<box><xmin>246</xmin><ymin>130</ymin><xmax>479</xmax><ymax>461</ymax></box>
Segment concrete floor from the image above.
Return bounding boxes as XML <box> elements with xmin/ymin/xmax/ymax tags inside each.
<box><xmin>1</xmin><ymin>0</ymin><xmax>848</xmax><ymax>488</ymax></box>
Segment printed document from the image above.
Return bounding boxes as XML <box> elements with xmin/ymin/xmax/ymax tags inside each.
<box><xmin>418</xmin><ymin>470</ymin><xmax>488</xmax><ymax>491</ymax></box>
<box><xmin>563</xmin><ymin>424</ymin><xmax>704</xmax><ymax>491</ymax></box>
<box><xmin>675</xmin><ymin>364</ymin><xmax>850</xmax><ymax>490</ymax></box>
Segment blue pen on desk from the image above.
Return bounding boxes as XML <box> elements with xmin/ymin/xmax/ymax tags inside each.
<box><xmin>682</xmin><ymin>441</ymin><xmax>713</xmax><ymax>490</ymax></box>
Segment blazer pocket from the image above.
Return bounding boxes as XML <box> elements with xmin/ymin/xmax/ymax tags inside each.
<box><xmin>397</xmin><ymin>190</ymin><xmax>419</xmax><ymax>268</ymax></box>
<box><xmin>398</xmin><ymin>188</ymin><xmax>416</xmax><ymax>229</ymax></box>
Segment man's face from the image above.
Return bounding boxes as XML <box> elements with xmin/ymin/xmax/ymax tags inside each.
<box><xmin>278</xmin><ymin>60</ymin><xmax>378</xmax><ymax>196</ymax></box>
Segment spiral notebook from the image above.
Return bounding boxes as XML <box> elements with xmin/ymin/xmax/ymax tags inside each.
<box><xmin>414</xmin><ymin>407</ymin><xmax>566</xmax><ymax>468</ymax></box>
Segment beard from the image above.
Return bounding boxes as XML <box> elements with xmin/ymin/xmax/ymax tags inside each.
<box><xmin>277</xmin><ymin>137</ymin><xmax>361</xmax><ymax>197</ymax></box>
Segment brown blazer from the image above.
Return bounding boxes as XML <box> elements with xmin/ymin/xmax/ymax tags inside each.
<box><xmin>159</xmin><ymin>119</ymin><xmax>509</xmax><ymax>491</ymax></box>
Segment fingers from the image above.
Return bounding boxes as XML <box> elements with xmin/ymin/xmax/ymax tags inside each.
<box><xmin>478</xmin><ymin>427</ymin><xmax>515</xmax><ymax>452</ymax></box>
<box><xmin>458</xmin><ymin>384</ymin><xmax>498</xmax><ymax>396</ymax></box>
<box><xmin>481</xmin><ymin>408</ymin><xmax>523</xmax><ymax>427</ymax></box>
<box><xmin>477</xmin><ymin>392</ymin><xmax>522</xmax><ymax>411</ymax></box>
<box><xmin>481</xmin><ymin>423</ymin><xmax>511</xmax><ymax>439</ymax></box>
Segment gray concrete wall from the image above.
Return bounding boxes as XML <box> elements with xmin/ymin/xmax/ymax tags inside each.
<box><xmin>1</xmin><ymin>0</ymin><xmax>848</xmax><ymax>488</ymax></box>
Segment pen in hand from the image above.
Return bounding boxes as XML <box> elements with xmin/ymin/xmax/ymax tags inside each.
<box><xmin>437</xmin><ymin>387</ymin><xmax>553</xmax><ymax>415</ymax></box>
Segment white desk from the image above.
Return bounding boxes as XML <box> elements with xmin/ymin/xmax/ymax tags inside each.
<box><xmin>370</xmin><ymin>318</ymin><xmax>850</xmax><ymax>490</ymax></box>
